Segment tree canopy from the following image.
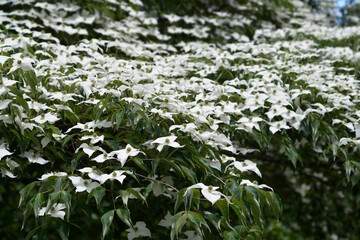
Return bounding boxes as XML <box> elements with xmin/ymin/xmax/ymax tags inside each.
<box><xmin>0</xmin><ymin>0</ymin><xmax>359</xmax><ymax>239</ymax></box>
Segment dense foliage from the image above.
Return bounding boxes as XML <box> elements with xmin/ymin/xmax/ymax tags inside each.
<box><xmin>0</xmin><ymin>0</ymin><xmax>359</xmax><ymax>239</ymax></box>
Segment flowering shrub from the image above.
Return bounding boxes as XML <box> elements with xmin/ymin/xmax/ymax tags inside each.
<box><xmin>0</xmin><ymin>0</ymin><xmax>359</xmax><ymax>239</ymax></box>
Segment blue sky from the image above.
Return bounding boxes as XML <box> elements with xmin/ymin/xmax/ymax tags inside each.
<box><xmin>336</xmin><ymin>0</ymin><xmax>347</xmax><ymax>7</ymax></box>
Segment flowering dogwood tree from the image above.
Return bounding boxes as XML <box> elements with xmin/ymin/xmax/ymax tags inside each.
<box><xmin>0</xmin><ymin>0</ymin><xmax>359</xmax><ymax>239</ymax></box>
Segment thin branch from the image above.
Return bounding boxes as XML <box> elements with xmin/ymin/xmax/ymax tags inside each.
<box><xmin>135</xmin><ymin>173</ymin><xmax>179</xmax><ymax>192</ymax></box>
<box><xmin>211</xmin><ymin>173</ymin><xmax>226</xmax><ymax>185</ymax></box>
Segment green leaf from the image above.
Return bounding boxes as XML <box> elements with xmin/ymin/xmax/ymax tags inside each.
<box><xmin>311</xmin><ymin>118</ymin><xmax>320</xmax><ymax>144</ymax></box>
<box><xmin>143</xmin><ymin>182</ymin><xmax>153</xmax><ymax>199</ymax></box>
<box><xmin>104</xmin><ymin>140</ymin><xmax>119</xmax><ymax>151</ymax></box>
<box><xmin>151</xmin><ymin>158</ymin><xmax>161</xmax><ymax>176</ymax></box>
<box><xmin>101</xmin><ymin>210</ymin><xmax>115</xmax><ymax>240</ymax></box>
<box><xmin>350</xmin><ymin>161</ymin><xmax>360</xmax><ymax>171</ymax></box>
<box><xmin>204</xmin><ymin>213</ymin><xmax>222</xmax><ymax>232</ymax></box>
<box><xmin>22</xmin><ymin>202</ymin><xmax>33</xmax><ymax>230</ymax></box>
<box><xmin>188</xmin><ymin>211</ymin><xmax>209</xmax><ymax>235</ymax></box>
<box><xmin>0</xmin><ymin>24</ymin><xmax>8</xmax><ymax>34</ymax></box>
<box><xmin>15</xmin><ymin>94</ymin><xmax>30</xmax><ymax>115</ymax></box>
<box><xmin>345</xmin><ymin>161</ymin><xmax>352</xmax><ymax>181</ymax></box>
<box><xmin>246</xmin><ymin>188</ymin><xmax>263</xmax><ymax>230</ymax></box>
<box><xmin>87</xmin><ymin>186</ymin><xmax>106</xmax><ymax>209</ymax></box>
<box><xmin>33</xmin><ymin>193</ymin><xmax>44</xmax><ymax>219</ymax></box>
<box><xmin>116</xmin><ymin>110</ymin><xmax>125</xmax><ymax>129</ymax></box>
<box><xmin>192</xmin><ymin>189</ymin><xmax>201</xmax><ymax>209</ymax></box>
<box><xmin>19</xmin><ymin>182</ymin><xmax>37</xmax><ymax>208</ymax></box>
<box><xmin>45</xmin><ymin>191</ymin><xmax>61</xmax><ymax>214</ymax></box>
<box><xmin>174</xmin><ymin>188</ymin><xmax>187</xmax><ymax>212</ymax></box>
<box><xmin>60</xmin><ymin>191</ymin><xmax>72</xmax><ymax>221</ymax></box>
<box><xmin>127</xmin><ymin>188</ymin><xmax>147</xmax><ymax>205</ymax></box>
<box><xmin>245</xmin><ymin>186</ymin><xmax>263</xmax><ymax>229</ymax></box>
<box><xmin>266</xmin><ymin>192</ymin><xmax>282</xmax><ymax>219</ymax></box>
<box><xmin>25</xmin><ymin>225</ymin><xmax>41</xmax><ymax>240</ymax></box>
<box><xmin>23</xmin><ymin>70</ymin><xmax>37</xmax><ymax>94</ymax></box>
<box><xmin>132</xmin><ymin>157</ymin><xmax>149</xmax><ymax>173</ymax></box>
<box><xmin>245</xmin><ymin>234</ymin><xmax>255</xmax><ymax>240</ymax></box>
<box><xmin>54</xmin><ymin>177</ymin><xmax>65</xmax><ymax>192</ymax></box>
<box><xmin>116</xmin><ymin>208</ymin><xmax>133</xmax><ymax>228</ymax></box>
<box><xmin>26</xmin><ymin>44</ymin><xmax>35</xmax><ymax>56</ymax></box>
<box><xmin>325</xmin><ymin>144</ymin><xmax>338</xmax><ymax>162</ymax></box>
<box><xmin>65</xmin><ymin>109</ymin><xmax>80</xmax><ymax>123</ymax></box>
<box><xmin>216</xmin><ymin>199</ymin><xmax>229</xmax><ymax>220</ymax></box>
<box><xmin>180</xmin><ymin>165</ymin><xmax>197</xmax><ymax>184</ymax></box>
<box><xmin>285</xmin><ymin>147</ymin><xmax>302</xmax><ymax>168</ymax></box>
<box><xmin>230</xmin><ymin>200</ymin><xmax>248</xmax><ymax>227</ymax></box>
<box><xmin>224</xmin><ymin>230</ymin><xmax>240</xmax><ymax>240</ymax></box>
<box><xmin>227</xmin><ymin>181</ymin><xmax>243</xmax><ymax>201</ymax></box>
<box><xmin>118</xmin><ymin>190</ymin><xmax>130</xmax><ymax>208</ymax></box>
<box><xmin>62</xmin><ymin>134</ymin><xmax>77</xmax><ymax>148</ymax></box>
<box><xmin>57</xmin><ymin>222</ymin><xmax>70</xmax><ymax>240</ymax></box>
<box><xmin>171</xmin><ymin>211</ymin><xmax>187</xmax><ymax>240</ymax></box>
<box><xmin>187</xmin><ymin>211</ymin><xmax>204</xmax><ymax>226</ymax></box>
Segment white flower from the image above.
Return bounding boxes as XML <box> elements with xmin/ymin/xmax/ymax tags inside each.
<box><xmin>226</xmin><ymin>160</ymin><xmax>262</xmax><ymax>177</ymax></box>
<box><xmin>32</xmin><ymin>112</ymin><xmax>59</xmax><ymax>124</ymax></box>
<box><xmin>77</xmin><ymin>167</ymin><xmax>102</xmax><ymax>181</ymax></box>
<box><xmin>0</xmin><ymin>99</ymin><xmax>12</xmax><ymax>110</ymax></box>
<box><xmin>126</xmin><ymin>221</ymin><xmax>151</xmax><ymax>240</ymax></box>
<box><xmin>111</xmin><ymin>144</ymin><xmax>143</xmax><ymax>167</ymax></box>
<box><xmin>0</xmin><ymin>143</ymin><xmax>12</xmax><ymax>160</ymax></box>
<box><xmin>8</xmin><ymin>57</ymin><xmax>34</xmax><ymax>74</ymax></box>
<box><xmin>1</xmin><ymin>168</ymin><xmax>16</xmax><ymax>178</ymax></box>
<box><xmin>68</xmin><ymin>176</ymin><xmax>100</xmax><ymax>193</ymax></box>
<box><xmin>240</xmin><ymin>179</ymin><xmax>273</xmax><ymax>191</ymax></box>
<box><xmin>92</xmin><ymin>151</ymin><xmax>116</xmax><ymax>163</ymax></box>
<box><xmin>97</xmin><ymin>170</ymin><xmax>128</xmax><ymax>184</ymax></box>
<box><xmin>268</xmin><ymin>120</ymin><xmax>290</xmax><ymax>134</ymax></box>
<box><xmin>6</xmin><ymin>158</ymin><xmax>19</xmax><ymax>170</ymax></box>
<box><xmin>266</xmin><ymin>106</ymin><xmax>288</xmax><ymax>121</ymax></box>
<box><xmin>39</xmin><ymin>172</ymin><xmax>67</xmax><ymax>181</ymax></box>
<box><xmin>339</xmin><ymin>137</ymin><xmax>360</xmax><ymax>146</ymax></box>
<box><xmin>75</xmin><ymin>143</ymin><xmax>104</xmax><ymax>157</ymax></box>
<box><xmin>150</xmin><ymin>108</ymin><xmax>174</xmax><ymax>121</ymax></box>
<box><xmin>66</xmin><ymin>120</ymin><xmax>112</xmax><ymax>133</ymax></box>
<box><xmin>185</xmin><ymin>183</ymin><xmax>225</xmax><ymax>205</ymax></box>
<box><xmin>0</xmin><ymin>76</ymin><xmax>17</xmax><ymax>95</ymax></box>
<box><xmin>39</xmin><ymin>203</ymin><xmax>66</xmax><ymax>220</ymax></box>
<box><xmin>80</xmin><ymin>133</ymin><xmax>105</xmax><ymax>144</ymax></box>
<box><xmin>158</xmin><ymin>211</ymin><xmax>172</xmax><ymax>228</ymax></box>
<box><xmin>151</xmin><ymin>135</ymin><xmax>183</xmax><ymax>152</ymax></box>
<box><xmin>182</xmin><ymin>230</ymin><xmax>202</xmax><ymax>240</ymax></box>
<box><xmin>237</xmin><ymin>116</ymin><xmax>263</xmax><ymax>131</ymax></box>
<box><xmin>22</xmin><ymin>150</ymin><xmax>49</xmax><ymax>165</ymax></box>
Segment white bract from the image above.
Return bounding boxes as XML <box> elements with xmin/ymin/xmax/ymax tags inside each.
<box><xmin>8</xmin><ymin>57</ymin><xmax>34</xmax><ymax>74</ymax></box>
<box><xmin>151</xmin><ymin>135</ymin><xmax>183</xmax><ymax>152</ymax></box>
<box><xmin>97</xmin><ymin>170</ymin><xmax>128</xmax><ymax>184</ymax></box>
<box><xmin>111</xmin><ymin>144</ymin><xmax>143</xmax><ymax>167</ymax></box>
<box><xmin>240</xmin><ymin>179</ymin><xmax>273</xmax><ymax>191</ymax></box>
<box><xmin>158</xmin><ymin>211</ymin><xmax>173</xmax><ymax>228</ymax></box>
<box><xmin>32</xmin><ymin>112</ymin><xmax>59</xmax><ymax>124</ymax></box>
<box><xmin>226</xmin><ymin>159</ymin><xmax>262</xmax><ymax>177</ymax></box>
<box><xmin>22</xmin><ymin>150</ymin><xmax>49</xmax><ymax>165</ymax></box>
<box><xmin>1</xmin><ymin>0</ymin><xmax>360</xmax><ymax>238</ymax></box>
<box><xmin>39</xmin><ymin>172</ymin><xmax>67</xmax><ymax>181</ymax></box>
<box><xmin>39</xmin><ymin>203</ymin><xmax>66</xmax><ymax>220</ymax></box>
<box><xmin>126</xmin><ymin>221</ymin><xmax>151</xmax><ymax>240</ymax></box>
<box><xmin>68</xmin><ymin>176</ymin><xmax>100</xmax><ymax>193</ymax></box>
<box><xmin>0</xmin><ymin>143</ymin><xmax>12</xmax><ymax>159</ymax></box>
<box><xmin>185</xmin><ymin>183</ymin><xmax>225</xmax><ymax>205</ymax></box>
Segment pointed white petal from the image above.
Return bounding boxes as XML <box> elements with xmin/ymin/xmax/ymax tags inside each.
<box><xmin>201</xmin><ymin>189</ymin><xmax>221</xmax><ymax>205</ymax></box>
